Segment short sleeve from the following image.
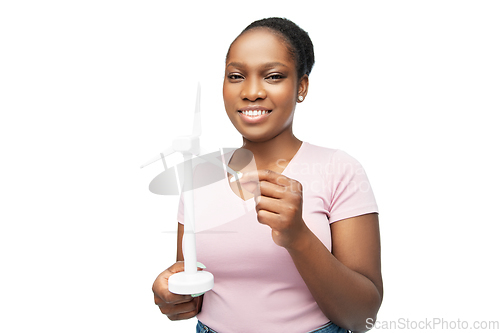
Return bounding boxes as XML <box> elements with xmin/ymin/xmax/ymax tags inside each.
<box><xmin>328</xmin><ymin>150</ymin><xmax>378</xmax><ymax>223</ymax></box>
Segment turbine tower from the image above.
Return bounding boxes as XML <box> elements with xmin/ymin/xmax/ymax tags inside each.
<box><xmin>141</xmin><ymin>83</ymin><xmax>242</xmax><ymax>295</ymax></box>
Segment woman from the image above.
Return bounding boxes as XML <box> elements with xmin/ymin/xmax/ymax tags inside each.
<box><xmin>153</xmin><ymin>17</ymin><xmax>382</xmax><ymax>333</ymax></box>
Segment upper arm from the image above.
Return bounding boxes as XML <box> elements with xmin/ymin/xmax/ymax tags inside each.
<box><xmin>176</xmin><ymin>222</ymin><xmax>184</xmax><ymax>262</ymax></box>
<box><xmin>331</xmin><ymin>213</ymin><xmax>383</xmax><ymax>300</ymax></box>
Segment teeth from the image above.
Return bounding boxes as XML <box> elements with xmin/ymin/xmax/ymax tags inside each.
<box><xmin>242</xmin><ymin>110</ymin><xmax>269</xmax><ymax>116</ymax></box>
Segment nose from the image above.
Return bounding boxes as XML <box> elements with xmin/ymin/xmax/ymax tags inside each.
<box><xmin>240</xmin><ymin>77</ymin><xmax>266</xmax><ymax>101</ymax></box>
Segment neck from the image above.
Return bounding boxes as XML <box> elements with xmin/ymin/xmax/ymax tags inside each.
<box><xmin>240</xmin><ymin>129</ymin><xmax>302</xmax><ymax>170</ymax></box>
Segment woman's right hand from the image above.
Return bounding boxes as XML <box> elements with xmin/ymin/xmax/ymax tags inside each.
<box><xmin>152</xmin><ymin>261</ymin><xmax>203</xmax><ymax>320</ymax></box>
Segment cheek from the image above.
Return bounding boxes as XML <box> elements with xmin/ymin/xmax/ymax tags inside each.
<box><xmin>272</xmin><ymin>84</ymin><xmax>297</xmax><ymax>109</ymax></box>
<box><xmin>222</xmin><ymin>82</ymin><xmax>234</xmax><ymax>109</ymax></box>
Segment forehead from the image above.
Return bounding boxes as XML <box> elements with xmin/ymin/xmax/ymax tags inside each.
<box><xmin>226</xmin><ymin>28</ymin><xmax>294</xmax><ymax>68</ymax></box>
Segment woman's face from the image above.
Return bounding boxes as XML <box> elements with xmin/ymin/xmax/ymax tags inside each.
<box><xmin>223</xmin><ymin>28</ymin><xmax>308</xmax><ymax>143</ymax></box>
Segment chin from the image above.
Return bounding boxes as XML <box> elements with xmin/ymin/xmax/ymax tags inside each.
<box><xmin>241</xmin><ymin>131</ymin><xmax>276</xmax><ymax>143</ymax></box>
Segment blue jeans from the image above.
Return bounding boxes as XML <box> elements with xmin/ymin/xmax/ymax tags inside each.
<box><xmin>196</xmin><ymin>320</ymin><xmax>349</xmax><ymax>333</ymax></box>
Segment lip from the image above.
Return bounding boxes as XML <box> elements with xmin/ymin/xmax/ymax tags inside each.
<box><xmin>238</xmin><ymin>106</ymin><xmax>272</xmax><ymax>112</ymax></box>
<box><xmin>237</xmin><ymin>107</ymin><xmax>272</xmax><ymax>124</ymax></box>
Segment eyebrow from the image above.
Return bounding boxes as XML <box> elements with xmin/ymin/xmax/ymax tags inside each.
<box><xmin>226</xmin><ymin>61</ymin><xmax>288</xmax><ymax>69</ymax></box>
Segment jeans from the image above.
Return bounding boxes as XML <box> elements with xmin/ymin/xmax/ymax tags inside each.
<box><xmin>196</xmin><ymin>320</ymin><xmax>349</xmax><ymax>333</ymax></box>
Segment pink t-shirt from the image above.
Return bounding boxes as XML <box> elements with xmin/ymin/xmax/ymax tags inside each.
<box><xmin>177</xmin><ymin>142</ymin><xmax>378</xmax><ymax>332</ymax></box>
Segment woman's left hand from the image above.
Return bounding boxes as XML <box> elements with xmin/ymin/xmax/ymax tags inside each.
<box><xmin>238</xmin><ymin>169</ymin><xmax>309</xmax><ymax>249</ymax></box>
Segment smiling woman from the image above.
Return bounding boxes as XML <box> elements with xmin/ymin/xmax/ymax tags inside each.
<box><xmin>223</xmin><ymin>28</ymin><xmax>307</xmax><ymax>143</ymax></box>
<box><xmin>152</xmin><ymin>17</ymin><xmax>382</xmax><ymax>333</ymax></box>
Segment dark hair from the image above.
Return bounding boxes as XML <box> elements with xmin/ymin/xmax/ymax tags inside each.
<box><xmin>228</xmin><ymin>17</ymin><xmax>315</xmax><ymax>78</ymax></box>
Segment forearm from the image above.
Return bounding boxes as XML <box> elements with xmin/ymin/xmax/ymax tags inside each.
<box><xmin>287</xmin><ymin>227</ymin><xmax>382</xmax><ymax>333</ymax></box>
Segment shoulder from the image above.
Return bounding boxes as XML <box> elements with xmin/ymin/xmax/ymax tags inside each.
<box><xmin>300</xmin><ymin>142</ymin><xmax>338</xmax><ymax>163</ymax></box>
<box><xmin>302</xmin><ymin>142</ymin><xmax>363</xmax><ymax>170</ymax></box>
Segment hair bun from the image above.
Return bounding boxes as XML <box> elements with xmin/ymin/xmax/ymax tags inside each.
<box><xmin>238</xmin><ymin>17</ymin><xmax>315</xmax><ymax>78</ymax></box>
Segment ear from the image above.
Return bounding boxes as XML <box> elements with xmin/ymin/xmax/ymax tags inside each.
<box><xmin>297</xmin><ymin>74</ymin><xmax>309</xmax><ymax>103</ymax></box>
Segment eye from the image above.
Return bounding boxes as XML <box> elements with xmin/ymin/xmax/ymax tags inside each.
<box><xmin>266</xmin><ymin>74</ymin><xmax>285</xmax><ymax>81</ymax></box>
<box><xmin>228</xmin><ymin>73</ymin><xmax>244</xmax><ymax>81</ymax></box>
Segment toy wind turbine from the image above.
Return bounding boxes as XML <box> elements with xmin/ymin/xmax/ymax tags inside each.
<box><xmin>141</xmin><ymin>83</ymin><xmax>243</xmax><ymax>295</ymax></box>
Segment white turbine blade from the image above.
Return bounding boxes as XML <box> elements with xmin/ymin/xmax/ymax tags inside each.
<box><xmin>197</xmin><ymin>147</ymin><xmax>239</xmax><ymax>177</ymax></box>
<box><xmin>198</xmin><ymin>154</ymin><xmax>238</xmax><ymax>176</ymax></box>
<box><xmin>191</xmin><ymin>82</ymin><xmax>202</xmax><ymax>137</ymax></box>
<box><xmin>140</xmin><ymin>145</ymin><xmax>175</xmax><ymax>169</ymax></box>
<box><xmin>197</xmin><ymin>148</ymin><xmax>243</xmax><ymax>186</ymax></box>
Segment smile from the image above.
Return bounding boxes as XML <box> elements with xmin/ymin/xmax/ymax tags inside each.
<box><xmin>239</xmin><ymin>110</ymin><xmax>271</xmax><ymax>116</ymax></box>
<box><xmin>237</xmin><ymin>109</ymin><xmax>272</xmax><ymax>123</ymax></box>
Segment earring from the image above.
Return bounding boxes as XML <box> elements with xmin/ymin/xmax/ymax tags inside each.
<box><xmin>298</xmin><ymin>95</ymin><xmax>304</xmax><ymax>102</ymax></box>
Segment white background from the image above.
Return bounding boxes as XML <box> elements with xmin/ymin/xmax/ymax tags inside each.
<box><xmin>1</xmin><ymin>1</ymin><xmax>499</xmax><ymax>332</ymax></box>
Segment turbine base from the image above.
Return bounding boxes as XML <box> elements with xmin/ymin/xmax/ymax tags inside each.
<box><xmin>168</xmin><ymin>271</ymin><xmax>214</xmax><ymax>295</ymax></box>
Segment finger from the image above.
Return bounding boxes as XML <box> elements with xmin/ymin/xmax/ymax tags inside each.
<box><xmin>287</xmin><ymin>178</ymin><xmax>303</xmax><ymax>195</ymax></box>
<box><xmin>154</xmin><ymin>285</ymin><xmax>192</xmax><ymax>305</ymax></box>
<box><xmin>238</xmin><ymin>169</ymin><xmax>290</xmax><ymax>196</ymax></box>
<box><xmin>250</xmin><ymin>169</ymin><xmax>293</xmax><ymax>187</ymax></box>
<box><xmin>158</xmin><ymin>298</ymin><xmax>200</xmax><ymax>320</ymax></box>
<box><xmin>235</xmin><ymin>169</ymin><xmax>259</xmax><ymax>184</ymax></box>
<box><xmin>256</xmin><ymin>207</ymin><xmax>281</xmax><ymax>228</ymax></box>
<box><xmin>157</xmin><ymin>297</ymin><xmax>195</xmax><ymax>313</ymax></box>
<box><xmin>236</xmin><ymin>171</ymin><xmax>260</xmax><ymax>194</ymax></box>
<box><xmin>255</xmin><ymin>195</ymin><xmax>282</xmax><ymax>228</ymax></box>
<box><xmin>171</xmin><ymin>297</ymin><xmax>203</xmax><ymax>321</ymax></box>
<box><xmin>153</xmin><ymin>261</ymin><xmax>208</xmax><ymax>305</ymax></box>
<box><xmin>169</xmin><ymin>261</ymin><xmax>189</xmax><ymax>273</ymax></box>
<box><xmin>255</xmin><ymin>195</ymin><xmax>282</xmax><ymax>214</ymax></box>
<box><xmin>258</xmin><ymin>180</ymin><xmax>286</xmax><ymax>199</ymax></box>
<box><xmin>153</xmin><ymin>264</ymin><xmax>192</xmax><ymax>305</ymax></box>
